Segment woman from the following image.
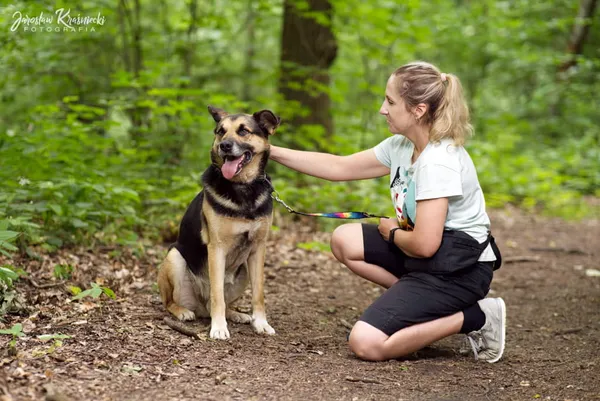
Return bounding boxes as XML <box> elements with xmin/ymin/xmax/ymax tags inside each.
<box><xmin>269</xmin><ymin>61</ymin><xmax>505</xmax><ymax>363</ymax></box>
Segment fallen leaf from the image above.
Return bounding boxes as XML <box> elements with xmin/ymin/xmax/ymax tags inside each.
<box><xmin>584</xmin><ymin>269</ymin><xmax>600</xmax><ymax>277</ymax></box>
<box><xmin>121</xmin><ymin>364</ymin><xmax>143</xmax><ymax>375</ymax></box>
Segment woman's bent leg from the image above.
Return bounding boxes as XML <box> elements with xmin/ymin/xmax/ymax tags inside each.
<box><xmin>348</xmin><ymin>264</ymin><xmax>493</xmax><ymax>362</ymax></box>
<box><xmin>330</xmin><ymin>223</ymin><xmax>400</xmax><ymax>288</ymax></box>
<box><xmin>348</xmin><ymin>312</ymin><xmax>464</xmax><ymax>361</ymax></box>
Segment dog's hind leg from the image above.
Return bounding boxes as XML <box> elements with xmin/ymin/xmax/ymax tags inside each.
<box><xmin>225</xmin><ymin>265</ymin><xmax>252</xmax><ymax>324</ymax></box>
<box><xmin>158</xmin><ymin>248</ymin><xmax>199</xmax><ymax>321</ymax></box>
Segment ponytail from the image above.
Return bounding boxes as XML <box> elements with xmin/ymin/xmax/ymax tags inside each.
<box><xmin>393</xmin><ymin>62</ymin><xmax>473</xmax><ymax>145</ymax></box>
<box><xmin>430</xmin><ymin>74</ymin><xmax>473</xmax><ymax>146</ymax></box>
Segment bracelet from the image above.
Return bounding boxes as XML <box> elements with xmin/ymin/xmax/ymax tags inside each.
<box><xmin>388</xmin><ymin>227</ymin><xmax>400</xmax><ymax>245</ymax></box>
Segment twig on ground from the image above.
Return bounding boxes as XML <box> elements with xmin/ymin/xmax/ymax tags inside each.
<box><xmin>554</xmin><ymin>327</ymin><xmax>583</xmax><ymax>335</ymax></box>
<box><xmin>477</xmin><ymin>382</ymin><xmax>491</xmax><ymax>399</ymax></box>
<box><xmin>504</xmin><ymin>256</ymin><xmax>541</xmax><ymax>263</ymax></box>
<box><xmin>339</xmin><ymin>319</ymin><xmax>353</xmax><ymax>330</ymax></box>
<box><xmin>345</xmin><ymin>376</ymin><xmax>383</xmax><ymax>384</ymax></box>
<box><xmin>27</xmin><ymin>277</ymin><xmax>66</xmax><ymax>289</ymax></box>
<box><xmin>529</xmin><ymin>247</ymin><xmax>588</xmax><ymax>255</ymax></box>
<box><xmin>311</xmin><ymin>335</ymin><xmax>332</xmax><ymax>341</ymax></box>
<box><xmin>162</xmin><ymin>317</ymin><xmax>201</xmax><ymax>339</ymax></box>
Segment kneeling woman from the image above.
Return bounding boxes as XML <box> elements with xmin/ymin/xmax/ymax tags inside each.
<box><xmin>270</xmin><ymin>61</ymin><xmax>505</xmax><ymax>363</ymax></box>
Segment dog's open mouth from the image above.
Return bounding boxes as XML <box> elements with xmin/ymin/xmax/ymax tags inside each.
<box><xmin>221</xmin><ymin>151</ymin><xmax>253</xmax><ymax>180</ymax></box>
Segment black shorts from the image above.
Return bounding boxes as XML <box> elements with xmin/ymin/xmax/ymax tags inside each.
<box><xmin>359</xmin><ymin>224</ymin><xmax>493</xmax><ymax>336</ymax></box>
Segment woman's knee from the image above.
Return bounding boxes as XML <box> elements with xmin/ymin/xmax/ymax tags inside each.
<box><xmin>348</xmin><ymin>321</ymin><xmax>388</xmax><ymax>361</ymax></box>
<box><xmin>330</xmin><ymin>223</ymin><xmax>362</xmax><ymax>264</ymax></box>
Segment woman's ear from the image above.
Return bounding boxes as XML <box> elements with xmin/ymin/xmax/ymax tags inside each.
<box><xmin>414</xmin><ymin>103</ymin><xmax>428</xmax><ymax>121</ymax></box>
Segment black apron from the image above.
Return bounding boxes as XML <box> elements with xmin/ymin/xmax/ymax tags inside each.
<box><xmin>404</xmin><ymin>230</ymin><xmax>502</xmax><ymax>274</ymax></box>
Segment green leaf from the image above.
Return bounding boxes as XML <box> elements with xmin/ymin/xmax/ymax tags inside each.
<box><xmin>0</xmin><ymin>324</ymin><xmax>25</xmax><ymax>337</ymax></box>
<box><xmin>48</xmin><ymin>204</ymin><xmax>63</xmax><ymax>216</ymax></box>
<box><xmin>0</xmin><ymin>266</ymin><xmax>20</xmax><ymax>281</ymax></box>
<box><xmin>102</xmin><ymin>287</ymin><xmax>116</xmax><ymax>299</ymax></box>
<box><xmin>0</xmin><ymin>231</ymin><xmax>19</xmax><ymax>241</ymax></box>
<box><xmin>71</xmin><ymin>219</ymin><xmax>88</xmax><ymax>228</ymax></box>
<box><xmin>69</xmin><ymin>286</ymin><xmax>82</xmax><ymax>295</ymax></box>
<box><xmin>0</xmin><ymin>241</ymin><xmax>18</xmax><ymax>252</ymax></box>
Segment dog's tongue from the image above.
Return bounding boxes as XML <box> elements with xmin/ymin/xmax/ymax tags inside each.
<box><xmin>221</xmin><ymin>155</ymin><xmax>244</xmax><ymax>180</ymax></box>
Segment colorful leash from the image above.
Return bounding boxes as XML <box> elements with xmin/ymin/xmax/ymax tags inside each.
<box><xmin>265</xmin><ymin>178</ymin><xmax>389</xmax><ymax>219</ymax></box>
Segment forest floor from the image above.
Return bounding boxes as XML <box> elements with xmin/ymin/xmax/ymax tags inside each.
<box><xmin>1</xmin><ymin>206</ymin><xmax>599</xmax><ymax>401</ymax></box>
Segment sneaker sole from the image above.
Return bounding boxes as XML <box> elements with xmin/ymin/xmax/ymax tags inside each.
<box><xmin>487</xmin><ymin>297</ymin><xmax>506</xmax><ymax>363</ymax></box>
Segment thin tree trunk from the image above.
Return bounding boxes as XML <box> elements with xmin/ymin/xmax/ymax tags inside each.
<box><xmin>183</xmin><ymin>0</ymin><xmax>198</xmax><ymax>80</ymax></box>
<box><xmin>279</xmin><ymin>0</ymin><xmax>338</xmax><ymax>146</ymax></box>
<box><xmin>118</xmin><ymin>0</ymin><xmax>131</xmax><ymax>72</ymax></box>
<box><xmin>132</xmin><ymin>0</ymin><xmax>143</xmax><ymax>79</ymax></box>
<box><xmin>165</xmin><ymin>0</ymin><xmax>199</xmax><ymax>165</ymax></box>
<box><xmin>559</xmin><ymin>0</ymin><xmax>597</xmax><ymax>72</ymax></box>
<box><xmin>242</xmin><ymin>0</ymin><xmax>256</xmax><ymax>103</ymax></box>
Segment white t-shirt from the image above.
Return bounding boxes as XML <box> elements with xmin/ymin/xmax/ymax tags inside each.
<box><xmin>374</xmin><ymin>135</ymin><xmax>495</xmax><ymax>261</ymax></box>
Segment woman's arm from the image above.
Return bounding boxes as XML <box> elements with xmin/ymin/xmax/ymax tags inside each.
<box><xmin>379</xmin><ymin>197</ymin><xmax>448</xmax><ymax>258</ymax></box>
<box><xmin>269</xmin><ymin>145</ymin><xmax>390</xmax><ymax>181</ymax></box>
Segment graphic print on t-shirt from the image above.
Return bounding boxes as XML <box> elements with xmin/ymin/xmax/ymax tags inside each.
<box><xmin>390</xmin><ymin>166</ymin><xmax>416</xmax><ymax>231</ymax></box>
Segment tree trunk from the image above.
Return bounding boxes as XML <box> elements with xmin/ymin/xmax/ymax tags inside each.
<box><xmin>118</xmin><ymin>0</ymin><xmax>131</xmax><ymax>72</ymax></box>
<box><xmin>132</xmin><ymin>0</ymin><xmax>143</xmax><ymax>79</ymax></box>
<box><xmin>242</xmin><ymin>0</ymin><xmax>256</xmax><ymax>103</ymax></box>
<box><xmin>559</xmin><ymin>0</ymin><xmax>597</xmax><ymax>72</ymax></box>
<box><xmin>279</xmin><ymin>0</ymin><xmax>338</xmax><ymax>146</ymax></box>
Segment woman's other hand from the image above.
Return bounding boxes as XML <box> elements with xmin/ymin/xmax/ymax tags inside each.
<box><xmin>378</xmin><ymin>218</ymin><xmax>400</xmax><ymax>242</ymax></box>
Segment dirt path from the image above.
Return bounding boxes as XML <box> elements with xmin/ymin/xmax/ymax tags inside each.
<box><xmin>1</xmin><ymin>207</ymin><xmax>599</xmax><ymax>401</ymax></box>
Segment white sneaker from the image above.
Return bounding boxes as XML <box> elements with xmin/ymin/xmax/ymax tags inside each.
<box><xmin>465</xmin><ymin>297</ymin><xmax>506</xmax><ymax>363</ymax></box>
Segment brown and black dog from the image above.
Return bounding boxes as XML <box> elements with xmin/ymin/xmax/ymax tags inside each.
<box><xmin>157</xmin><ymin>106</ymin><xmax>280</xmax><ymax>340</ymax></box>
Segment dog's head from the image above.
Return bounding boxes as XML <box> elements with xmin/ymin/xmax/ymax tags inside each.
<box><xmin>208</xmin><ymin>106</ymin><xmax>280</xmax><ymax>183</ymax></box>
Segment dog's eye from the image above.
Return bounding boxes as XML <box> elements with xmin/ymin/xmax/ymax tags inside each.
<box><xmin>238</xmin><ymin>128</ymin><xmax>250</xmax><ymax>136</ymax></box>
<box><xmin>215</xmin><ymin>128</ymin><xmax>225</xmax><ymax>136</ymax></box>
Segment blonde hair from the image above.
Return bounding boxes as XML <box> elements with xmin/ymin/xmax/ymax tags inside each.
<box><xmin>392</xmin><ymin>61</ymin><xmax>473</xmax><ymax>145</ymax></box>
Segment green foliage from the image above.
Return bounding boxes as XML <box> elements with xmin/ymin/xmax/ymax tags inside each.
<box><xmin>0</xmin><ymin>323</ymin><xmax>25</xmax><ymax>338</ymax></box>
<box><xmin>0</xmin><ymin>224</ymin><xmax>19</xmax><ymax>258</ymax></box>
<box><xmin>0</xmin><ymin>220</ymin><xmax>26</xmax><ymax>319</ymax></box>
<box><xmin>71</xmin><ymin>283</ymin><xmax>116</xmax><ymax>301</ymax></box>
<box><xmin>0</xmin><ymin>0</ymin><xmax>597</xmax><ymax>254</ymax></box>
<box><xmin>53</xmin><ymin>264</ymin><xmax>74</xmax><ymax>280</ymax></box>
<box><xmin>0</xmin><ymin>266</ymin><xmax>22</xmax><ymax>289</ymax></box>
<box><xmin>0</xmin><ymin>323</ymin><xmax>25</xmax><ymax>350</ymax></box>
<box><xmin>296</xmin><ymin>241</ymin><xmax>331</xmax><ymax>253</ymax></box>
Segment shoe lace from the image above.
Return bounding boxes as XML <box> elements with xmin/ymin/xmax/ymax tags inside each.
<box><xmin>466</xmin><ymin>331</ymin><xmax>486</xmax><ymax>361</ymax></box>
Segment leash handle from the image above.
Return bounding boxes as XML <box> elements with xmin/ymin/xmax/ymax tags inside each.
<box><xmin>270</xmin><ymin>189</ymin><xmax>389</xmax><ymax>220</ymax></box>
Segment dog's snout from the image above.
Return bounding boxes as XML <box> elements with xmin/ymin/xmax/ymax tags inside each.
<box><xmin>219</xmin><ymin>141</ymin><xmax>233</xmax><ymax>152</ymax></box>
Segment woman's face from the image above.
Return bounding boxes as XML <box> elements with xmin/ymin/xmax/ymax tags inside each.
<box><xmin>379</xmin><ymin>75</ymin><xmax>415</xmax><ymax>135</ymax></box>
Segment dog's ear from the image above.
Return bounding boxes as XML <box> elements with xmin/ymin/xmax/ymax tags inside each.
<box><xmin>208</xmin><ymin>106</ymin><xmax>228</xmax><ymax>123</ymax></box>
<box><xmin>253</xmin><ymin>110</ymin><xmax>281</xmax><ymax>135</ymax></box>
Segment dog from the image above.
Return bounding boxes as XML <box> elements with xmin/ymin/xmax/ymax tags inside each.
<box><xmin>157</xmin><ymin>105</ymin><xmax>280</xmax><ymax>340</ymax></box>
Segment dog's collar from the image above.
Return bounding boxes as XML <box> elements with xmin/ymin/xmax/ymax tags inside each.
<box><xmin>256</xmin><ymin>174</ymin><xmax>271</xmax><ymax>185</ymax></box>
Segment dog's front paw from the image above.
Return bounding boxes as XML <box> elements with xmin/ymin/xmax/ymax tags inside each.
<box><xmin>252</xmin><ymin>318</ymin><xmax>275</xmax><ymax>335</ymax></box>
<box><xmin>227</xmin><ymin>310</ymin><xmax>253</xmax><ymax>324</ymax></box>
<box><xmin>210</xmin><ymin>323</ymin><xmax>230</xmax><ymax>340</ymax></box>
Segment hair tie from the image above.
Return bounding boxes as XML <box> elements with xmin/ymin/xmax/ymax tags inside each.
<box><xmin>440</xmin><ymin>73</ymin><xmax>447</xmax><ymax>82</ymax></box>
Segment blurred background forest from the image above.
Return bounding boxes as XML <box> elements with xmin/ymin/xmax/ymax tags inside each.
<box><xmin>0</xmin><ymin>0</ymin><xmax>599</xmax><ymax>256</ymax></box>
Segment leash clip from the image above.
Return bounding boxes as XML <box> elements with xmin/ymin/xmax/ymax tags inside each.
<box><xmin>270</xmin><ymin>190</ymin><xmax>295</xmax><ymax>214</ymax></box>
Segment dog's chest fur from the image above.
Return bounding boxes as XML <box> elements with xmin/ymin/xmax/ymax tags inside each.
<box><xmin>172</xmin><ymin>165</ymin><xmax>273</xmax><ymax>278</ymax></box>
<box><xmin>203</xmin><ymin>217</ymin><xmax>267</xmax><ymax>277</ymax></box>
